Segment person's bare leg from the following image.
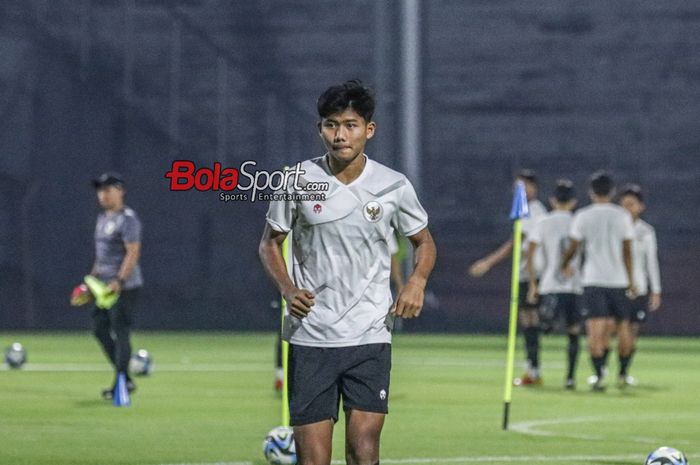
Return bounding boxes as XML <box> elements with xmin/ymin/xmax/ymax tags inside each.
<box><xmin>345</xmin><ymin>409</ymin><xmax>385</xmax><ymax>465</ymax></box>
<box><xmin>617</xmin><ymin>320</ymin><xmax>635</xmax><ymax>382</ymax></box>
<box><xmin>294</xmin><ymin>419</ymin><xmax>334</xmax><ymax>465</ymax></box>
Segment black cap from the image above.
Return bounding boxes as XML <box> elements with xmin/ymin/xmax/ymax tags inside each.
<box><xmin>92</xmin><ymin>172</ymin><xmax>125</xmax><ymax>189</ymax></box>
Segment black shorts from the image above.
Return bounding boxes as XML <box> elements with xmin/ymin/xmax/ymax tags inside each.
<box><xmin>630</xmin><ymin>295</ymin><xmax>649</xmax><ymax>323</ymax></box>
<box><xmin>288</xmin><ymin>343</ymin><xmax>391</xmax><ymax>426</ymax></box>
<box><xmin>539</xmin><ymin>293</ymin><xmax>581</xmax><ymax>331</ymax></box>
<box><xmin>581</xmin><ymin>287</ymin><xmax>632</xmax><ymax>321</ymax></box>
<box><xmin>518</xmin><ymin>281</ymin><xmax>539</xmax><ymax>311</ymax></box>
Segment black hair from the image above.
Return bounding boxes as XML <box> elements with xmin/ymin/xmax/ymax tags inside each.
<box><xmin>517</xmin><ymin>169</ymin><xmax>537</xmax><ymax>185</ymax></box>
<box><xmin>553</xmin><ymin>178</ymin><xmax>575</xmax><ymax>203</ymax></box>
<box><xmin>619</xmin><ymin>183</ymin><xmax>644</xmax><ymax>202</ymax></box>
<box><xmin>317</xmin><ymin>79</ymin><xmax>375</xmax><ymax>122</ymax></box>
<box><xmin>589</xmin><ymin>170</ymin><xmax>615</xmax><ymax>196</ymax></box>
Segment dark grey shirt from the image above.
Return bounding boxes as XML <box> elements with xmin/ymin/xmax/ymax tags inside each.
<box><xmin>94</xmin><ymin>207</ymin><xmax>143</xmax><ymax>290</ymax></box>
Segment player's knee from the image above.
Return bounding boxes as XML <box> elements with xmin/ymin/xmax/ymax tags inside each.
<box><xmin>347</xmin><ymin>435</ymin><xmax>379</xmax><ymax>465</ymax></box>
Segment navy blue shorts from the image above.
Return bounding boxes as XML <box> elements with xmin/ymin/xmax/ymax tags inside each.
<box><xmin>539</xmin><ymin>293</ymin><xmax>581</xmax><ymax>332</ymax></box>
<box><xmin>519</xmin><ymin>281</ymin><xmax>540</xmax><ymax>310</ymax></box>
<box><xmin>630</xmin><ymin>295</ymin><xmax>650</xmax><ymax>323</ymax></box>
<box><xmin>288</xmin><ymin>343</ymin><xmax>391</xmax><ymax>426</ymax></box>
<box><xmin>581</xmin><ymin>287</ymin><xmax>633</xmax><ymax>321</ymax></box>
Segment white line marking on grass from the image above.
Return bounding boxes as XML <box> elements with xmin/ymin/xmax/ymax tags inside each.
<box><xmin>511</xmin><ymin>416</ymin><xmax>693</xmax><ymax>445</ymax></box>
<box><xmin>158</xmin><ymin>462</ymin><xmax>252</xmax><ymax>465</ymax></box>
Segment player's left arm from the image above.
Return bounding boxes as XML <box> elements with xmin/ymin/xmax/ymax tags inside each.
<box><xmin>110</xmin><ymin>215</ymin><xmax>142</xmax><ymax>294</ymax></box>
<box><xmin>110</xmin><ymin>242</ymin><xmax>140</xmax><ymax>294</ymax></box>
<box><xmin>393</xmin><ymin>227</ymin><xmax>436</xmax><ymax>319</ymax></box>
<box><xmin>647</xmin><ymin>229</ymin><xmax>662</xmax><ymax>311</ymax></box>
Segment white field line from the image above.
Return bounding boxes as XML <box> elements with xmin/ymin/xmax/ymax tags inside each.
<box><xmin>510</xmin><ymin>416</ymin><xmax>694</xmax><ymax>445</ymax></box>
<box><xmin>154</xmin><ymin>454</ymin><xmax>649</xmax><ymax>465</ymax></box>
<box><xmin>0</xmin><ymin>359</ymin><xmax>564</xmax><ymax>372</ymax></box>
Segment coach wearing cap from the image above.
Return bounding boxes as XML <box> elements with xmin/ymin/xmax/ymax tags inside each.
<box><xmin>90</xmin><ymin>172</ymin><xmax>143</xmax><ymax>400</ymax></box>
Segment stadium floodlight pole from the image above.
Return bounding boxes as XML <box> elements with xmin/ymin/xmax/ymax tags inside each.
<box><xmin>502</xmin><ymin>180</ymin><xmax>530</xmax><ymax>430</ymax></box>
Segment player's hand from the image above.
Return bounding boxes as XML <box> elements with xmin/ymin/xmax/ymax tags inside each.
<box><xmin>108</xmin><ymin>279</ymin><xmax>122</xmax><ymax>295</ymax></box>
<box><xmin>393</xmin><ymin>278</ymin><xmax>425</xmax><ymax>319</ymax></box>
<box><xmin>649</xmin><ymin>293</ymin><xmax>661</xmax><ymax>312</ymax></box>
<box><xmin>469</xmin><ymin>259</ymin><xmax>490</xmax><ymax>278</ymax></box>
<box><xmin>526</xmin><ymin>284</ymin><xmax>539</xmax><ymax>305</ymax></box>
<box><xmin>561</xmin><ymin>265</ymin><xmax>575</xmax><ymax>279</ymax></box>
<box><xmin>283</xmin><ymin>287</ymin><xmax>315</xmax><ymax>319</ymax></box>
<box><xmin>626</xmin><ymin>284</ymin><xmax>638</xmax><ymax>300</ymax></box>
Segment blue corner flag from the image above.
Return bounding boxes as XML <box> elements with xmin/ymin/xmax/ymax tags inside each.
<box><xmin>509</xmin><ymin>180</ymin><xmax>530</xmax><ymax>220</ymax></box>
<box><xmin>113</xmin><ymin>372</ymin><xmax>131</xmax><ymax>407</ymax></box>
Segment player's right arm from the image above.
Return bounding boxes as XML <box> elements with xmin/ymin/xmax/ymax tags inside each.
<box><xmin>622</xmin><ymin>239</ymin><xmax>637</xmax><ymax>298</ymax></box>
<box><xmin>258</xmin><ymin>223</ymin><xmax>314</xmax><ymax>319</ymax></box>
<box><xmin>525</xmin><ymin>241</ymin><xmax>539</xmax><ymax>304</ymax></box>
<box><xmin>469</xmin><ymin>239</ymin><xmax>513</xmax><ymax>277</ymax></box>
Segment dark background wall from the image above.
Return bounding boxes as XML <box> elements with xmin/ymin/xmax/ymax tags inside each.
<box><xmin>1</xmin><ymin>0</ymin><xmax>698</xmax><ymax>334</ymax></box>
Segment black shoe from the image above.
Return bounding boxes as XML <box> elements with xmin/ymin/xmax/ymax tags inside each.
<box><xmin>101</xmin><ymin>380</ymin><xmax>136</xmax><ymax>400</ymax></box>
<box><xmin>565</xmin><ymin>378</ymin><xmax>576</xmax><ymax>390</ymax></box>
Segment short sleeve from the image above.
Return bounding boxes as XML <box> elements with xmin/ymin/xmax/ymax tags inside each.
<box><xmin>569</xmin><ymin>212</ymin><xmax>583</xmax><ymax>241</ymax></box>
<box><xmin>393</xmin><ymin>178</ymin><xmax>428</xmax><ymax>237</ymax></box>
<box><xmin>121</xmin><ymin>213</ymin><xmax>142</xmax><ymax>244</ymax></box>
<box><xmin>266</xmin><ymin>183</ymin><xmax>296</xmax><ymax>233</ymax></box>
<box><xmin>528</xmin><ymin>218</ymin><xmax>542</xmax><ymax>244</ymax></box>
<box><xmin>621</xmin><ymin>212</ymin><xmax>635</xmax><ymax>240</ymax></box>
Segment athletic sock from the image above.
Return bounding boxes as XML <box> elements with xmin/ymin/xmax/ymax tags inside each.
<box><xmin>567</xmin><ymin>334</ymin><xmax>579</xmax><ymax>380</ymax></box>
<box><xmin>524</xmin><ymin>326</ymin><xmax>540</xmax><ymax>372</ymax></box>
<box><xmin>592</xmin><ymin>355</ymin><xmax>605</xmax><ymax>378</ymax></box>
<box><xmin>619</xmin><ymin>351</ymin><xmax>634</xmax><ymax>376</ymax></box>
<box><xmin>602</xmin><ymin>347</ymin><xmax>610</xmax><ymax>368</ymax></box>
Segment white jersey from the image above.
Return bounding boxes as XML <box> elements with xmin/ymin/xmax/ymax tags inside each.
<box><xmin>266</xmin><ymin>154</ymin><xmax>428</xmax><ymax>348</ymax></box>
<box><xmin>569</xmin><ymin>203</ymin><xmax>635</xmax><ymax>288</ymax></box>
<box><xmin>519</xmin><ymin>199</ymin><xmax>547</xmax><ymax>282</ymax></box>
<box><xmin>529</xmin><ymin>211</ymin><xmax>582</xmax><ymax>295</ymax></box>
<box><xmin>631</xmin><ymin>219</ymin><xmax>661</xmax><ymax>296</ymax></box>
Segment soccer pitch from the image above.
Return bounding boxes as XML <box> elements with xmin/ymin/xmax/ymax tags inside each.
<box><xmin>0</xmin><ymin>332</ymin><xmax>697</xmax><ymax>465</ymax></box>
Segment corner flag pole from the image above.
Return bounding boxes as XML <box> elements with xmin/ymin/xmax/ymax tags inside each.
<box><xmin>502</xmin><ymin>180</ymin><xmax>529</xmax><ymax>430</ymax></box>
<box><xmin>281</xmin><ymin>233</ymin><xmax>291</xmax><ymax>427</ymax></box>
<box><xmin>280</xmin><ymin>165</ymin><xmax>292</xmax><ymax>428</ymax></box>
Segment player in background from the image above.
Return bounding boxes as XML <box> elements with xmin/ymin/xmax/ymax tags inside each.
<box><xmin>617</xmin><ymin>184</ymin><xmax>661</xmax><ymax>386</ymax></box>
<box><xmin>259</xmin><ymin>80</ymin><xmax>436</xmax><ymax>465</ymax></box>
<box><xmin>561</xmin><ymin>171</ymin><xmax>636</xmax><ymax>391</ymax></box>
<box><xmin>469</xmin><ymin>170</ymin><xmax>547</xmax><ymax>385</ymax></box>
<box><xmin>526</xmin><ymin>179</ymin><xmax>582</xmax><ymax>389</ymax></box>
<box><xmin>90</xmin><ymin>172</ymin><xmax>143</xmax><ymax>399</ymax></box>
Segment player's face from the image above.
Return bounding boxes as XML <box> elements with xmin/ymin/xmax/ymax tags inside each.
<box><xmin>620</xmin><ymin>194</ymin><xmax>644</xmax><ymax>219</ymax></box>
<box><xmin>319</xmin><ymin>108</ymin><xmax>375</xmax><ymax>164</ymax></box>
<box><xmin>97</xmin><ymin>185</ymin><xmax>124</xmax><ymax>210</ymax></box>
<box><xmin>514</xmin><ymin>179</ymin><xmax>538</xmax><ymax>200</ymax></box>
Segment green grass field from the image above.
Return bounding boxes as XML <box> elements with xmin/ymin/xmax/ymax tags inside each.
<box><xmin>0</xmin><ymin>332</ymin><xmax>697</xmax><ymax>465</ymax></box>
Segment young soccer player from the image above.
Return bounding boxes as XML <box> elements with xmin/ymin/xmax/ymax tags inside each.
<box><xmin>469</xmin><ymin>170</ymin><xmax>547</xmax><ymax>385</ymax></box>
<box><xmin>561</xmin><ymin>171</ymin><xmax>636</xmax><ymax>391</ymax></box>
<box><xmin>259</xmin><ymin>80</ymin><xmax>436</xmax><ymax>465</ymax></box>
<box><xmin>526</xmin><ymin>179</ymin><xmax>582</xmax><ymax>389</ymax></box>
<box><xmin>90</xmin><ymin>172</ymin><xmax>143</xmax><ymax>399</ymax></box>
<box><xmin>617</xmin><ymin>184</ymin><xmax>661</xmax><ymax>386</ymax></box>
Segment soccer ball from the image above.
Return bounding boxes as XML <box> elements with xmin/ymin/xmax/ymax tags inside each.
<box><xmin>4</xmin><ymin>342</ymin><xmax>27</xmax><ymax>369</ymax></box>
<box><xmin>262</xmin><ymin>426</ymin><xmax>296</xmax><ymax>465</ymax></box>
<box><xmin>645</xmin><ymin>447</ymin><xmax>688</xmax><ymax>465</ymax></box>
<box><xmin>129</xmin><ymin>349</ymin><xmax>153</xmax><ymax>376</ymax></box>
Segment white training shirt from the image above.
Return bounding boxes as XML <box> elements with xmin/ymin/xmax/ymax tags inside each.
<box><xmin>266</xmin><ymin>154</ymin><xmax>429</xmax><ymax>348</ymax></box>
<box><xmin>529</xmin><ymin>210</ymin><xmax>582</xmax><ymax>295</ymax></box>
<box><xmin>631</xmin><ymin>219</ymin><xmax>661</xmax><ymax>296</ymax></box>
<box><xmin>519</xmin><ymin>199</ymin><xmax>547</xmax><ymax>282</ymax></box>
<box><xmin>569</xmin><ymin>203</ymin><xmax>635</xmax><ymax>288</ymax></box>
